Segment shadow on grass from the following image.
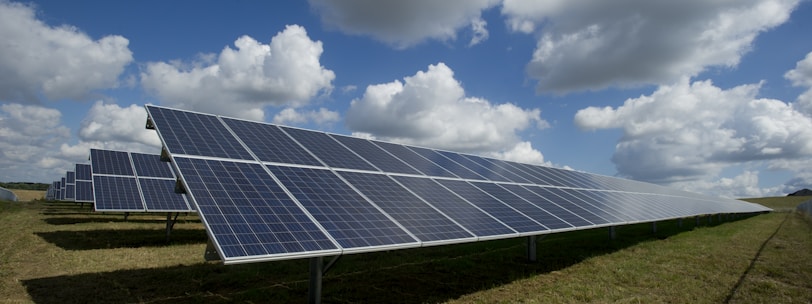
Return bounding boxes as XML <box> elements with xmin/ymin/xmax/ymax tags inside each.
<box><xmin>35</xmin><ymin>228</ymin><xmax>208</xmax><ymax>250</ymax></box>
<box><xmin>22</xmin><ymin>219</ymin><xmax>717</xmax><ymax>303</ymax></box>
<box><xmin>42</xmin><ymin>216</ymin><xmax>198</xmax><ymax>225</ymax></box>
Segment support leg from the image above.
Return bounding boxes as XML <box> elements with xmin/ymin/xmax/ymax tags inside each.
<box><xmin>526</xmin><ymin>235</ymin><xmax>537</xmax><ymax>262</ymax></box>
<box><xmin>309</xmin><ymin>257</ymin><xmax>324</xmax><ymax>304</ymax></box>
<box><xmin>678</xmin><ymin>218</ymin><xmax>683</xmax><ymax>228</ymax></box>
<box><xmin>651</xmin><ymin>221</ymin><xmax>657</xmax><ymax>233</ymax></box>
<box><xmin>609</xmin><ymin>226</ymin><xmax>616</xmax><ymax>240</ymax></box>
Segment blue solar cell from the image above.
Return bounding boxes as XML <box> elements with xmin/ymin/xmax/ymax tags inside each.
<box><xmin>65</xmin><ymin>184</ymin><xmax>75</xmax><ymax>200</ymax></box>
<box><xmin>372</xmin><ymin>141</ymin><xmax>457</xmax><ymax>178</ymax></box>
<box><xmin>499</xmin><ymin>184</ymin><xmax>593</xmax><ymax>227</ymax></box>
<box><xmin>66</xmin><ymin>171</ymin><xmax>76</xmax><ymax>184</ymax></box>
<box><xmin>131</xmin><ymin>152</ymin><xmax>174</xmax><ymax>178</ymax></box>
<box><xmin>392</xmin><ymin>176</ymin><xmax>516</xmax><ymax>237</ymax></box>
<box><xmin>173</xmin><ymin>157</ymin><xmax>338</xmax><ymax>260</ymax></box>
<box><xmin>435</xmin><ymin>179</ymin><xmax>545</xmax><ymax>233</ymax></box>
<box><xmin>146</xmin><ymin>106</ymin><xmax>254</xmax><ymax>160</ymax></box>
<box><xmin>458</xmin><ymin>155</ymin><xmax>533</xmax><ymax>183</ymax></box>
<box><xmin>434</xmin><ymin>151</ymin><xmax>512</xmax><ymax>182</ymax></box>
<box><xmin>60</xmin><ymin>177</ymin><xmax>66</xmax><ymax>200</ymax></box>
<box><xmin>406</xmin><ymin>147</ymin><xmax>484</xmax><ymax>180</ymax></box>
<box><xmin>222</xmin><ymin>118</ymin><xmax>323</xmax><ymax>166</ymax></box>
<box><xmin>551</xmin><ymin>189</ymin><xmax>630</xmax><ymax>223</ymax></box>
<box><xmin>75</xmin><ymin>164</ymin><xmax>92</xmax><ymax>181</ymax></box>
<box><xmin>498</xmin><ymin>162</ymin><xmax>557</xmax><ymax>186</ymax></box>
<box><xmin>469</xmin><ymin>182</ymin><xmax>572</xmax><ymax>230</ymax></box>
<box><xmin>93</xmin><ymin>176</ymin><xmax>144</xmax><ymax>211</ymax></box>
<box><xmin>267</xmin><ymin>165</ymin><xmax>418</xmax><ymax>249</ymax></box>
<box><xmin>337</xmin><ymin>171</ymin><xmax>474</xmax><ymax>242</ymax></box>
<box><xmin>279</xmin><ymin>126</ymin><xmax>377</xmax><ymax>171</ymax></box>
<box><xmin>139</xmin><ymin>178</ymin><xmax>190</xmax><ymax>211</ymax></box>
<box><xmin>330</xmin><ymin>135</ymin><xmax>422</xmax><ymax>175</ymax></box>
<box><xmin>74</xmin><ymin>181</ymin><xmax>94</xmax><ymax>202</ymax></box>
<box><xmin>526</xmin><ymin>187</ymin><xmax>610</xmax><ymax>225</ymax></box>
<box><xmin>91</xmin><ymin>149</ymin><xmax>134</xmax><ymax>176</ymax></box>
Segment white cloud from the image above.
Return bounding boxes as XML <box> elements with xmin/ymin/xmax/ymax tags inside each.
<box><xmin>502</xmin><ymin>0</ymin><xmax>799</xmax><ymax>93</ymax></box>
<box><xmin>0</xmin><ymin>1</ymin><xmax>133</xmax><ymax>102</ymax></box>
<box><xmin>77</xmin><ymin>101</ymin><xmax>162</xmax><ymax>148</ymax></box>
<box><xmin>272</xmin><ymin>107</ymin><xmax>341</xmax><ymax>126</ymax></box>
<box><xmin>141</xmin><ymin>25</ymin><xmax>335</xmax><ymax>121</ymax></box>
<box><xmin>468</xmin><ymin>17</ymin><xmax>489</xmax><ymax>47</ymax></box>
<box><xmin>574</xmin><ymin>78</ymin><xmax>812</xmax><ymax>193</ymax></box>
<box><xmin>786</xmin><ymin>51</ymin><xmax>812</xmax><ymax>115</ymax></box>
<box><xmin>346</xmin><ymin>62</ymin><xmax>548</xmax><ymax>162</ymax></box>
<box><xmin>485</xmin><ymin>141</ymin><xmax>548</xmax><ymax>165</ymax></box>
<box><xmin>671</xmin><ymin>171</ymin><xmax>783</xmax><ymax>198</ymax></box>
<box><xmin>309</xmin><ymin>0</ymin><xmax>499</xmax><ymax>48</ymax></box>
<box><xmin>0</xmin><ymin>104</ymin><xmax>71</xmax><ymax>182</ymax></box>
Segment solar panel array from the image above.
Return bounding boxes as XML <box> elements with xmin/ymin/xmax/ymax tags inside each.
<box><xmin>145</xmin><ymin>105</ymin><xmax>771</xmax><ymax>264</ymax></box>
<box><xmin>90</xmin><ymin>148</ymin><xmax>194</xmax><ymax>212</ymax></box>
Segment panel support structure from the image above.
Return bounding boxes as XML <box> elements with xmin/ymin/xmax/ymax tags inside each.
<box><xmin>651</xmin><ymin>221</ymin><xmax>657</xmax><ymax>233</ymax></box>
<box><xmin>309</xmin><ymin>256</ymin><xmax>324</xmax><ymax>304</ymax></box>
<box><xmin>526</xmin><ymin>235</ymin><xmax>537</xmax><ymax>262</ymax></box>
<box><xmin>609</xmin><ymin>226</ymin><xmax>616</xmax><ymax>240</ymax></box>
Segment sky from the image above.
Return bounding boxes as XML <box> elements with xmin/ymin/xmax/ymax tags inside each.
<box><xmin>2</xmin><ymin>0</ymin><xmax>812</xmax><ymax>198</ymax></box>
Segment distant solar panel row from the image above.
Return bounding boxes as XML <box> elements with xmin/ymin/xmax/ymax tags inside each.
<box><xmin>145</xmin><ymin>105</ymin><xmax>771</xmax><ymax>264</ymax></box>
<box><xmin>90</xmin><ymin>149</ymin><xmax>193</xmax><ymax>212</ymax></box>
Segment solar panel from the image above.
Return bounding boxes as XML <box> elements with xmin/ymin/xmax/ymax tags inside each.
<box><xmin>279</xmin><ymin>126</ymin><xmax>378</xmax><ymax>171</ymax></box>
<box><xmin>75</xmin><ymin>181</ymin><xmax>94</xmax><ymax>202</ymax></box>
<box><xmin>336</xmin><ymin>171</ymin><xmax>475</xmax><ymax>243</ymax></box>
<box><xmin>75</xmin><ymin>164</ymin><xmax>92</xmax><ymax>181</ymax></box>
<box><xmin>93</xmin><ymin>175</ymin><xmax>143</xmax><ymax>211</ymax></box>
<box><xmin>267</xmin><ymin>165</ymin><xmax>418</xmax><ymax>251</ymax></box>
<box><xmin>144</xmin><ymin>104</ymin><xmax>772</xmax><ymax>265</ymax></box>
<box><xmin>173</xmin><ymin>157</ymin><xmax>339</xmax><ymax>261</ymax></box>
<box><xmin>66</xmin><ymin>171</ymin><xmax>76</xmax><ymax>184</ymax></box>
<box><xmin>221</xmin><ymin>117</ymin><xmax>323</xmax><ymax>166</ymax></box>
<box><xmin>91</xmin><ymin>149</ymin><xmax>193</xmax><ymax>213</ymax></box>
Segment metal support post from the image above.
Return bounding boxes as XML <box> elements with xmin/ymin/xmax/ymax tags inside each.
<box><xmin>609</xmin><ymin>226</ymin><xmax>616</xmax><ymax>240</ymax></box>
<box><xmin>309</xmin><ymin>256</ymin><xmax>324</xmax><ymax>304</ymax></box>
<box><xmin>651</xmin><ymin>221</ymin><xmax>657</xmax><ymax>233</ymax></box>
<box><xmin>526</xmin><ymin>235</ymin><xmax>537</xmax><ymax>262</ymax></box>
<box><xmin>677</xmin><ymin>218</ymin><xmax>683</xmax><ymax>228</ymax></box>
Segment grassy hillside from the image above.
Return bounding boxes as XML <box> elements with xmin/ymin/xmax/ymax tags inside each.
<box><xmin>0</xmin><ymin>197</ymin><xmax>809</xmax><ymax>303</ymax></box>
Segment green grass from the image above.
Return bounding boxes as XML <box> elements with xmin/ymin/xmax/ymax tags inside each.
<box><xmin>1</xmin><ymin>197</ymin><xmax>810</xmax><ymax>303</ymax></box>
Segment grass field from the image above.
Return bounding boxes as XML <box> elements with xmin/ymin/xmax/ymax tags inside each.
<box><xmin>8</xmin><ymin>190</ymin><xmax>44</xmax><ymax>202</ymax></box>
<box><xmin>0</xmin><ymin>196</ymin><xmax>810</xmax><ymax>303</ymax></box>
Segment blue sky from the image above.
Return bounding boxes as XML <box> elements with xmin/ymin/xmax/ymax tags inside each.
<box><xmin>2</xmin><ymin>0</ymin><xmax>812</xmax><ymax>198</ymax></box>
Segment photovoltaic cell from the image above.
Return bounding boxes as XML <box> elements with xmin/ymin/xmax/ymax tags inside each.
<box><xmin>526</xmin><ymin>187</ymin><xmax>610</xmax><ymax>225</ymax></box>
<box><xmin>66</xmin><ymin>171</ymin><xmax>76</xmax><ymax>184</ymax></box>
<box><xmin>435</xmin><ymin>179</ymin><xmax>545</xmax><ymax>233</ymax></box>
<box><xmin>459</xmin><ymin>155</ymin><xmax>533</xmax><ymax>184</ymax></box>
<box><xmin>75</xmin><ymin>181</ymin><xmax>94</xmax><ymax>202</ymax></box>
<box><xmin>499</xmin><ymin>184</ymin><xmax>593</xmax><ymax>227</ymax></box>
<box><xmin>139</xmin><ymin>178</ymin><xmax>191</xmax><ymax>211</ymax></box>
<box><xmin>337</xmin><ymin>171</ymin><xmax>474</xmax><ymax>242</ymax></box>
<box><xmin>222</xmin><ymin>118</ymin><xmax>323</xmax><ymax>166</ymax></box>
<box><xmin>131</xmin><ymin>152</ymin><xmax>175</xmax><ymax>178</ymax></box>
<box><xmin>146</xmin><ymin>106</ymin><xmax>254</xmax><ymax>160</ymax></box>
<box><xmin>372</xmin><ymin>141</ymin><xmax>457</xmax><ymax>178</ymax></box>
<box><xmin>434</xmin><ymin>151</ymin><xmax>512</xmax><ymax>182</ymax></box>
<box><xmin>279</xmin><ymin>126</ymin><xmax>378</xmax><ymax>171</ymax></box>
<box><xmin>65</xmin><ymin>184</ymin><xmax>75</xmax><ymax>200</ymax></box>
<box><xmin>392</xmin><ymin>176</ymin><xmax>516</xmax><ymax>237</ymax></box>
<box><xmin>267</xmin><ymin>165</ymin><xmax>418</xmax><ymax>249</ymax></box>
<box><xmin>75</xmin><ymin>164</ymin><xmax>92</xmax><ymax>181</ymax></box>
<box><xmin>174</xmin><ymin>157</ymin><xmax>338</xmax><ymax>260</ymax></box>
<box><xmin>407</xmin><ymin>146</ymin><xmax>484</xmax><ymax>180</ymax></box>
<box><xmin>330</xmin><ymin>135</ymin><xmax>422</xmax><ymax>175</ymax></box>
<box><xmin>470</xmin><ymin>182</ymin><xmax>571</xmax><ymax>230</ymax></box>
<box><xmin>93</xmin><ymin>176</ymin><xmax>143</xmax><ymax>211</ymax></box>
<box><xmin>91</xmin><ymin>149</ymin><xmax>134</xmax><ymax>176</ymax></box>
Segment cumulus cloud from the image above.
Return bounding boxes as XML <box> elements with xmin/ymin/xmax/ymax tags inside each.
<box><xmin>0</xmin><ymin>104</ymin><xmax>70</xmax><ymax>182</ymax></box>
<box><xmin>346</xmin><ymin>62</ymin><xmax>548</xmax><ymax>164</ymax></box>
<box><xmin>501</xmin><ymin>0</ymin><xmax>799</xmax><ymax>93</ymax></box>
<box><xmin>0</xmin><ymin>0</ymin><xmax>133</xmax><ymax>102</ymax></box>
<box><xmin>272</xmin><ymin>107</ymin><xmax>341</xmax><ymax>126</ymax></box>
<box><xmin>141</xmin><ymin>25</ymin><xmax>335</xmax><ymax>121</ymax></box>
<box><xmin>309</xmin><ymin>0</ymin><xmax>499</xmax><ymax>48</ymax></box>
<box><xmin>77</xmin><ymin>101</ymin><xmax>162</xmax><ymax>148</ymax></box>
<box><xmin>786</xmin><ymin>51</ymin><xmax>812</xmax><ymax>115</ymax></box>
<box><xmin>574</xmin><ymin>78</ymin><xmax>812</xmax><ymax>193</ymax></box>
